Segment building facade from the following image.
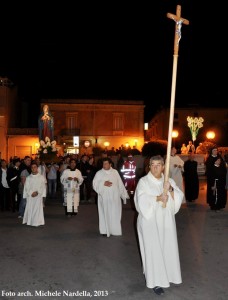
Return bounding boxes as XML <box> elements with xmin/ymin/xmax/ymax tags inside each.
<box><xmin>145</xmin><ymin>107</ymin><xmax>228</xmax><ymax>149</ymax></box>
<box><xmin>0</xmin><ymin>77</ymin><xmax>18</xmax><ymax>159</ymax></box>
<box><xmin>1</xmin><ymin>88</ymin><xmax>145</xmax><ymax>160</ymax></box>
<box><xmin>41</xmin><ymin>99</ymin><xmax>145</xmax><ymax>156</ymax></box>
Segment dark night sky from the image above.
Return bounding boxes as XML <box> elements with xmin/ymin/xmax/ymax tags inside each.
<box><xmin>0</xmin><ymin>1</ymin><xmax>226</xmax><ymax>127</ymax></box>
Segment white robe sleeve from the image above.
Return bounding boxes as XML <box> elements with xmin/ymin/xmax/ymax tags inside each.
<box><xmin>60</xmin><ymin>170</ymin><xmax>67</xmax><ymax>184</ymax></box>
<box><xmin>134</xmin><ymin>178</ymin><xmax>157</xmax><ymax>220</ymax></box>
<box><xmin>92</xmin><ymin>170</ymin><xmax>105</xmax><ymax>195</ymax></box>
<box><xmin>76</xmin><ymin>169</ymin><xmax>84</xmax><ymax>185</ymax></box>
<box><xmin>23</xmin><ymin>178</ymin><xmax>30</xmax><ymax>199</ymax></box>
<box><xmin>116</xmin><ymin>171</ymin><xmax>129</xmax><ymax>204</ymax></box>
<box><xmin>167</xmin><ymin>178</ymin><xmax>184</xmax><ymax>214</ymax></box>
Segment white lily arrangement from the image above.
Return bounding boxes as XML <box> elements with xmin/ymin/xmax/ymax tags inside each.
<box><xmin>187</xmin><ymin>116</ymin><xmax>204</xmax><ymax>142</ymax></box>
<box><xmin>39</xmin><ymin>137</ymin><xmax>57</xmax><ymax>155</ymax></box>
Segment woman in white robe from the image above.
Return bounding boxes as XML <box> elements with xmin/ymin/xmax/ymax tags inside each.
<box><xmin>134</xmin><ymin>155</ymin><xmax>183</xmax><ymax>295</ymax></box>
<box><xmin>93</xmin><ymin>157</ymin><xmax>129</xmax><ymax>237</ymax></box>
<box><xmin>23</xmin><ymin>162</ymin><xmax>46</xmax><ymax>227</ymax></box>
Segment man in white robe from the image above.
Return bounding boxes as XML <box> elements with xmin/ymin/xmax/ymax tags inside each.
<box><xmin>35</xmin><ymin>157</ymin><xmax>47</xmax><ymax>207</ymax></box>
<box><xmin>93</xmin><ymin>157</ymin><xmax>129</xmax><ymax>237</ymax></box>
<box><xmin>23</xmin><ymin>162</ymin><xmax>46</xmax><ymax>227</ymax></box>
<box><xmin>60</xmin><ymin>158</ymin><xmax>83</xmax><ymax>216</ymax></box>
<box><xmin>169</xmin><ymin>146</ymin><xmax>185</xmax><ymax>202</ymax></box>
<box><xmin>134</xmin><ymin>155</ymin><xmax>183</xmax><ymax>296</ymax></box>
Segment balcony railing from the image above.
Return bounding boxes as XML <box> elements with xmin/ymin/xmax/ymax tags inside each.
<box><xmin>60</xmin><ymin>129</ymin><xmax>80</xmax><ymax>136</ymax></box>
<box><xmin>7</xmin><ymin>128</ymin><xmax>80</xmax><ymax>137</ymax></box>
<box><xmin>7</xmin><ymin>128</ymin><xmax>39</xmax><ymax>135</ymax></box>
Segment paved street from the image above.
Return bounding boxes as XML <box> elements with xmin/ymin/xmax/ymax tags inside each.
<box><xmin>1</xmin><ymin>178</ymin><xmax>228</xmax><ymax>300</ymax></box>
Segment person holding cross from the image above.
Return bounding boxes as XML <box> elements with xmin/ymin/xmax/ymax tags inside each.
<box><xmin>134</xmin><ymin>155</ymin><xmax>183</xmax><ymax>296</ymax></box>
<box><xmin>133</xmin><ymin>5</ymin><xmax>188</xmax><ymax>296</ymax></box>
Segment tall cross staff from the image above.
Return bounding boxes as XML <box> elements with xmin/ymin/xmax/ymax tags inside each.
<box><xmin>163</xmin><ymin>5</ymin><xmax>189</xmax><ymax>207</ymax></box>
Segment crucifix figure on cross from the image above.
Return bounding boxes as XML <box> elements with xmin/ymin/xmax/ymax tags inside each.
<box><xmin>167</xmin><ymin>5</ymin><xmax>189</xmax><ymax>54</ymax></box>
<box><xmin>176</xmin><ymin>20</ymin><xmax>184</xmax><ymax>44</ymax></box>
<box><xmin>162</xmin><ymin>5</ymin><xmax>189</xmax><ymax>208</ymax></box>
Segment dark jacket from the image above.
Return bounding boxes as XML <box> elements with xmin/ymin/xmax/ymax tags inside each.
<box><xmin>7</xmin><ymin>166</ymin><xmax>21</xmax><ymax>192</ymax></box>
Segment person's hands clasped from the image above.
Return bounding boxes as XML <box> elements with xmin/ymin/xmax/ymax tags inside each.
<box><xmin>31</xmin><ymin>191</ymin><xmax>38</xmax><ymax>197</ymax></box>
<box><xmin>41</xmin><ymin>114</ymin><xmax>50</xmax><ymax>121</ymax></box>
<box><xmin>104</xmin><ymin>180</ymin><xmax>112</xmax><ymax>187</ymax></box>
<box><xmin>68</xmin><ymin>177</ymin><xmax>78</xmax><ymax>182</ymax></box>
<box><xmin>174</xmin><ymin>164</ymin><xmax>182</xmax><ymax>168</ymax></box>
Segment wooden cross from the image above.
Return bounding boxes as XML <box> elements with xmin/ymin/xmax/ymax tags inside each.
<box><xmin>163</xmin><ymin>5</ymin><xmax>189</xmax><ymax>208</ymax></box>
<box><xmin>167</xmin><ymin>5</ymin><xmax>189</xmax><ymax>55</ymax></box>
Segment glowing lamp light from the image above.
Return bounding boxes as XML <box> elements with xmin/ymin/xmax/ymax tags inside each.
<box><xmin>172</xmin><ymin>130</ymin><xmax>179</xmax><ymax>138</ymax></box>
<box><xmin>104</xmin><ymin>141</ymin><xmax>110</xmax><ymax>147</ymax></box>
<box><xmin>206</xmin><ymin>131</ymin><xmax>215</xmax><ymax>140</ymax></box>
<box><xmin>35</xmin><ymin>143</ymin><xmax>39</xmax><ymax>154</ymax></box>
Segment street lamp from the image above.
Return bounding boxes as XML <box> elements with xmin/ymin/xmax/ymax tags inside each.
<box><xmin>172</xmin><ymin>130</ymin><xmax>179</xmax><ymax>147</ymax></box>
<box><xmin>206</xmin><ymin>131</ymin><xmax>215</xmax><ymax>140</ymax></box>
<box><xmin>35</xmin><ymin>143</ymin><xmax>39</xmax><ymax>154</ymax></box>
<box><xmin>104</xmin><ymin>141</ymin><xmax>110</xmax><ymax>150</ymax></box>
<box><xmin>144</xmin><ymin>123</ymin><xmax>149</xmax><ymax>142</ymax></box>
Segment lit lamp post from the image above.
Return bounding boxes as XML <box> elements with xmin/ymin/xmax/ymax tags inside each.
<box><xmin>144</xmin><ymin>123</ymin><xmax>149</xmax><ymax>142</ymax></box>
<box><xmin>144</xmin><ymin>123</ymin><xmax>148</xmax><ymax>130</ymax></box>
<box><xmin>206</xmin><ymin>131</ymin><xmax>215</xmax><ymax>140</ymax></box>
<box><xmin>172</xmin><ymin>130</ymin><xmax>179</xmax><ymax>147</ymax></box>
<box><xmin>104</xmin><ymin>141</ymin><xmax>110</xmax><ymax>151</ymax></box>
<box><xmin>63</xmin><ymin>142</ymin><xmax>67</xmax><ymax>155</ymax></box>
<box><xmin>35</xmin><ymin>143</ymin><xmax>39</xmax><ymax>154</ymax></box>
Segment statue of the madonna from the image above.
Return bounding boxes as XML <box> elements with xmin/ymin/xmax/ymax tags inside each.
<box><xmin>38</xmin><ymin>104</ymin><xmax>54</xmax><ymax>141</ymax></box>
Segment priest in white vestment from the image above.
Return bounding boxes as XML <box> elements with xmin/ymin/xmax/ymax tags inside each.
<box><xmin>169</xmin><ymin>146</ymin><xmax>185</xmax><ymax>202</ymax></box>
<box><xmin>134</xmin><ymin>155</ymin><xmax>183</xmax><ymax>296</ymax></box>
<box><xmin>60</xmin><ymin>158</ymin><xmax>84</xmax><ymax>216</ymax></box>
<box><xmin>93</xmin><ymin>157</ymin><xmax>129</xmax><ymax>237</ymax></box>
<box><xmin>23</xmin><ymin>161</ymin><xmax>46</xmax><ymax>227</ymax></box>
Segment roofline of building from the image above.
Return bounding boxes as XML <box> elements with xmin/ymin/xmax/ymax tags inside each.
<box><xmin>41</xmin><ymin>99</ymin><xmax>145</xmax><ymax>106</ymax></box>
